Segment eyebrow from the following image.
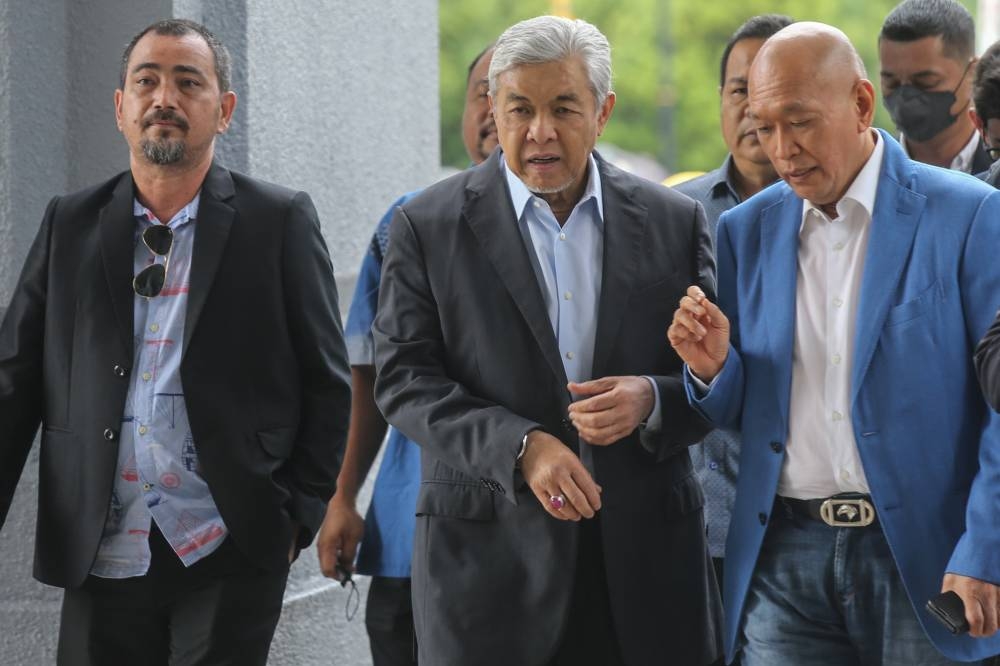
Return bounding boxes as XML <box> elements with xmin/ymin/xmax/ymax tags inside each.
<box><xmin>880</xmin><ymin>68</ymin><xmax>941</xmax><ymax>81</ymax></box>
<box><xmin>130</xmin><ymin>63</ymin><xmax>207</xmax><ymax>78</ymax></box>
<box><xmin>725</xmin><ymin>76</ymin><xmax>748</xmax><ymax>87</ymax></box>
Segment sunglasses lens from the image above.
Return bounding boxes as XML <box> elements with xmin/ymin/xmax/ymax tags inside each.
<box><xmin>133</xmin><ymin>263</ymin><xmax>166</xmax><ymax>298</ymax></box>
<box><xmin>143</xmin><ymin>225</ymin><xmax>173</xmax><ymax>256</ymax></box>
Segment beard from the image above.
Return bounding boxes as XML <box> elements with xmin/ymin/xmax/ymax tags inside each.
<box><xmin>140</xmin><ymin>136</ymin><xmax>186</xmax><ymax>165</ymax></box>
<box><xmin>529</xmin><ymin>178</ymin><xmax>575</xmax><ymax>195</ymax></box>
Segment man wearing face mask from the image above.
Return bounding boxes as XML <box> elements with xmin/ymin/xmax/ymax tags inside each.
<box><xmin>971</xmin><ymin>41</ymin><xmax>1000</xmax><ymax>187</ymax></box>
<box><xmin>879</xmin><ymin>0</ymin><xmax>990</xmax><ymax>174</ymax></box>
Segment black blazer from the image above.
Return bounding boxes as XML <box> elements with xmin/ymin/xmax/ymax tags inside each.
<box><xmin>0</xmin><ymin>163</ymin><xmax>351</xmax><ymax>587</ymax></box>
<box><xmin>373</xmin><ymin>152</ymin><xmax>722</xmax><ymax>666</ymax></box>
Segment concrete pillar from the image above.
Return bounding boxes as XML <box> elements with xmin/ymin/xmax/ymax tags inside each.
<box><xmin>0</xmin><ymin>1</ymin><xmax>438</xmax><ymax>663</ymax></box>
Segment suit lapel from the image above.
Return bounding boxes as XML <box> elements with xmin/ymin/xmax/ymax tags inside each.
<box><xmin>591</xmin><ymin>161</ymin><xmax>646</xmax><ymax>379</ymax></box>
<box><xmin>760</xmin><ymin>191</ymin><xmax>801</xmax><ymax>429</ymax></box>
<box><xmin>183</xmin><ymin>163</ymin><xmax>235</xmax><ymax>355</ymax></box>
<box><xmin>851</xmin><ymin>145</ymin><xmax>923</xmax><ymax>404</ymax></box>
<box><xmin>98</xmin><ymin>173</ymin><xmax>139</xmax><ymax>356</ymax></box>
<box><xmin>463</xmin><ymin>155</ymin><xmax>569</xmax><ymax>388</ymax></box>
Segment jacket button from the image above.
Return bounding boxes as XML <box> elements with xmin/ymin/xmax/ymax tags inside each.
<box><xmin>113</xmin><ymin>364</ymin><xmax>128</xmax><ymax>378</ymax></box>
<box><xmin>103</xmin><ymin>428</ymin><xmax>117</xmax><ymax>441</ymax></box>
<box><xmin>561</xmin><ymin>418</ymin><xmax>576</xmax><ymax>434</ymax></box>
<box><xmin>770</xmin><ymin>441</ymin><xmax>783</xmax><ymax>453</ymax></box>
<box><xmin>758</xmin><ymin>512</ymin><xmax>767</xmax><ymax>526</ymax></box>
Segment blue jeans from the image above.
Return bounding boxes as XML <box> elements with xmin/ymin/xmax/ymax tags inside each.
<box><xmin>740</xmin><ymin>505</ymin><xmax>983</xmax><ymax>666</ymax></box>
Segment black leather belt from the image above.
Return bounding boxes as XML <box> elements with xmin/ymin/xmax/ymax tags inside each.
<box><xmin>777</xmin><ymin>493</ymin><xmax>877</xmax><ymax>527</ymax></box>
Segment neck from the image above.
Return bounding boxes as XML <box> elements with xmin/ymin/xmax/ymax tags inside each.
<box><xmin>730</xmin><ymin>157</ymin><xmax>778</xmax><ymax>200</ymax></box>
<box><xmin>905</xmin><ymin>117</ymin><xmax>974</xmax><ymax>169</ymax></box>
<box><xmin>130</xmin><ymin>151</ymin><xmax>213</xmax><ymax>222</ymax></box>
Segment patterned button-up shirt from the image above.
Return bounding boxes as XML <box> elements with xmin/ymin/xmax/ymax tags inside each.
<box><xmin>91</xmin><ymin>195</ymin><xmax>228</xmax><ymax>578</ymax></box>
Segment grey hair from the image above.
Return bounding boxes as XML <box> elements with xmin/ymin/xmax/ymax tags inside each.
<box><xmin>489</xmin><ymin>15</ymin><xmax>612</xmax><ymax>107</ymax></box>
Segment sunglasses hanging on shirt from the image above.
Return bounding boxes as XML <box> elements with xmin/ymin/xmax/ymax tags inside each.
<box><xmin>133</xmin><ymin>224</ymin><xmax>174</xmax><ymax>298</ymax></box>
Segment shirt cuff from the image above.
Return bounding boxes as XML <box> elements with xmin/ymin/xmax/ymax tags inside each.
<box><xmin>685</xmin><ymin>365</ymin><xmax>718</xmax><ymax>396</ymax></box>
<box><xmin>641</xmin><ymin>376</ymin><xmax>662</xmax><ymax>432</ymax></box>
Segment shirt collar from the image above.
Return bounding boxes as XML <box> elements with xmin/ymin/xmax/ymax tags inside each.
<box><xmin>133</xmin><ymin>193</ymin><xmax>201</xmax><ymax>227</ymax></box>
<box><xmin>802</xmin><ymin>129</ymin><xmax>884</xmax><ymax>226</ymax></box>
<box><xmin>501</xmin><ymin>152</ymin><xmax>604</xmax><ymax>223</ymax></box>
<box><xmin>711</xmin><ymin>155</ymin><xmax>742</xmax><ymax>201</ymax></box>
<box><xmin>899</xmin><ymin>129</ymin><xmax>980</xmax><ymax>173</ymax></box>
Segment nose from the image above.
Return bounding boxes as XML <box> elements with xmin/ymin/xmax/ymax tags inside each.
<box><xmin>152</xmin><ymin>81</ymin><xmax>178</xmax><ymax>109</ymax></box>
<box><xmin>526</xmin><ymin>112</ymin><xmax>555</xmax><ymax>144</ymax></box>
<box><xmin>771</xmin><ymin>126</ymin><xmax>799</xmax><ymax>162</ymax></box>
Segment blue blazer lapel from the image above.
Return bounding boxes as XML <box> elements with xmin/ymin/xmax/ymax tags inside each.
<box><xmin>851</xmin><ymin>133</ymin><xmax>925</xmax><ymax>404</ymax></box>
<box><xmin>760</xmin><ymin>190</ymin><xmax>801</xmax><ymax>430</ymax></box>
<box><xmin>463</xmin><ymin>154</ymin><xmax>569</xmax><ymax>388</ymax></box>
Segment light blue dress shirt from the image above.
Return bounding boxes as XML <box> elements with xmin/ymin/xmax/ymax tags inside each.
<box><xmin>91</xmin><ymin>195</ymin><xmax>227</xmax><ymax>578</ymax></box>
<box><xmin>501</xmin><ymin>153</ymin><xmax>661</xmax><ymax>460</ymax></box>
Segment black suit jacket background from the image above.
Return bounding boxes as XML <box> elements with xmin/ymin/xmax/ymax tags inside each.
<box><xmin>0</xmin><ymin>163</ymin><xmax>351</xmax><ymax>587</ymax></box>
<box><xmin>374</xmin><ymin>152</ymin><xmax>723</xmax><ymax>666</ymax></box>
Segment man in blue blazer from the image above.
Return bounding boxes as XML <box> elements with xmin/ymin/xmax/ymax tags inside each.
<box><xmin>670</xmin><ymin>22</ymin><xmax>1000</xmax><ymax>665</ymax></box>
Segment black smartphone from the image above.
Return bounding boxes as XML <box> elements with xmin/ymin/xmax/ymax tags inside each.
<box><xmin>926</xmin><ymin>591</ymin><xmax>970</xmax><ymax>634</ymax></box>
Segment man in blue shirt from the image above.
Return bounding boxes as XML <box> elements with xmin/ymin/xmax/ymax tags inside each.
<box><xmin>673</xmin><ymin>13</ymin><xmax>791</xmax><ymax>616</ymax></box>
<box><xmin>316</xmin><ymin>44</ymin><xmax>496</xmax><ymax>666</ymax></box>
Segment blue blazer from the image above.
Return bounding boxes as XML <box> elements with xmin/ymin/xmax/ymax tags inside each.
<box><xmin>689</xmin><ymin>130</ymin><xmax>1000</xmax><ymax>662</ymax></box>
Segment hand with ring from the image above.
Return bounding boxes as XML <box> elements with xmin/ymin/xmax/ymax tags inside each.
<box><xmin>520</xmin><ymin>430</ymin><xmax>601</xmax><ymax>521</ymax></box>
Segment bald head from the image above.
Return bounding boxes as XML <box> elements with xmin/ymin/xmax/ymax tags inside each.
<box><xmin>751</xmin><ymin>22</ymin><xmax>867</xmax><ymax>100</ymax></box>
<box><xmin>746</xmin><ymin>22</ymin><xmax>876</xmax><ymax>214</ymax></box>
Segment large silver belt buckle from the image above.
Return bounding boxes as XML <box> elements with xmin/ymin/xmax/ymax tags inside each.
<box><xmin>819</xmin><ymin>497</ymin><xmax>875</xmax><ymax>527</ymax></box>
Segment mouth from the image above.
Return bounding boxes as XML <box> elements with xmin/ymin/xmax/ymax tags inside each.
<box><xmin>784</xmin><ymin>167</ymin><xmax>816</xmax><ymax>181</ymax></box>
<box><xmin>527</xmin><ymin>155</ymin><xmax>560</xmax><ymax>166</ymax></box>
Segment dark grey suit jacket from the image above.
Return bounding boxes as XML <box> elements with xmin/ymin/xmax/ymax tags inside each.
<box><xmin>0</xmin><ymin>163</ymin><xmax>351</xmax><ymax>587</ymax></box>
<box><xmin>373</xmin><ymin>152</ymin><xmax>723</xmax><ymax>666</ymax></box>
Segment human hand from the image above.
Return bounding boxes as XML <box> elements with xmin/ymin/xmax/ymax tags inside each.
<box><xmin>317</xmin><ymin>495</ymin><xmax>364</xmax><ymax>580</ymax></box>
<box><xmin>942</xmin><ymin>572</ymin><xmax>1000</xmax><ymax>637</ymax></box>
<box><xmin>566</xmin><ymin>376</ymin><xmax>653</xmax><ymax>445</ymax></box>
<box><xmin>667</xmin><ymin>285</ymin><xmax>730</xmax><ymax>382</ymax></box>
<box><xmin>520</xmin><ymin>430</ymin><xmax>602</xmax><ymax>521</ymax></box>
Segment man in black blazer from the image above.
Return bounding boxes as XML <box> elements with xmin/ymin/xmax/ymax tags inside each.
<box><xmin>0</xmin><ymin>19</ymin><xmax>350</xmax><ymax>665</ymax></box>
<box><xmin>374</xmin><ymin>15</ymin><xmax>721</xmax><ymax>666</ymax></box>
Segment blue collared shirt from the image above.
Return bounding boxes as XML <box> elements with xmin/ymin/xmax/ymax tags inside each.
<box><xmin>91</xmin><ymin>195</ymin><xmax>227</xmax><ymax>578</ymax></box>
<box><xmin>502</xmin><ymin>153</ymin><xmax>662</xmax><ymax>458</ymax></box>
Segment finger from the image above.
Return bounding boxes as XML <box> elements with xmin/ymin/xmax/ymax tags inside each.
<box><xmin>530</xmin><ymin>481</ymin><xmax>575</xmax><ymax>521</ymax></box>
<box><xmin>966</xmin><ymin>594</ymin><xmax>986</xmax><ymax>637</ymax></box>
<box><xmin>568</xmin><ymin>390</ymin><xmax>619</xmax><ymax>415</ymax></box>
<box><xmin>672</xmin><ymin>308</ymin><xmax>709</xmax><ymax>338</ymax></box>
<box><xmin>579</xmin><ymin>424</ymin><xmax>632</xmax><ymax>446</ymax></box>
<box><xmin>318</xmin><ymin>545</ymin><xmax>339</xmax><ymax>578</ymax></box>
<box><xmin>559</xmin><ymin>476</ymin><xmax>597</xmax><ymax>519</ymax></box>
<box><xmin>572</xmin><ymin>468</ymin><xmax>603</xmax><ymax>512</ymax></box>
<box><xmin>686</xmin><ymin>285</ymin><xmax>706</xmax><ymax>301</ymax></box>
<box><xmin>982</xmin><ymin>597</ymin><xmax>998</xmax><ymax>637</ymax></box>
<box><xmin>567</xmin><ymin>377</ymin><xmax>616</xmax><ymax>397</ymax></box>
<box><xmin>678</xmin><ymin>294</ymin><xmax>707</xmax><ymax>316</ymax></box>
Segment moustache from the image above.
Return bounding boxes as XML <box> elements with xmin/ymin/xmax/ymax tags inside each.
<box><xmin>143</xmin><ymin>110</ymin><xmax>189</xmax><ymax>130</ymax></box>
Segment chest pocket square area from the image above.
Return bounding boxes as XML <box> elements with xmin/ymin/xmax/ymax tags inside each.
<box><xmin>884</xmin><ymin>279</ymin><xmax>942</xmax><ymax>327</ymax></box>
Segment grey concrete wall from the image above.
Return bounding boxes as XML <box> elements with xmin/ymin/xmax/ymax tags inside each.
<box><xmin>0</xmin><ymin>1</ymin><xmax>439</xmax><ymax>664</ymax></box>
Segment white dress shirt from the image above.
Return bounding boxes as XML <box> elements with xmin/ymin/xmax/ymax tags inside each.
<box><xmin>777</xmin><ymin>131</ymin><xmax>885</xmax><ymax>499</ymax></box>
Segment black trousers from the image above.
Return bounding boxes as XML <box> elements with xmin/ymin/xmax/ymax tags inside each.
<box><xmin>57</xmin><ymin>525</ymin><xmax>289</xmax><ymax>666</ymax></box>
<box><xmin>550</xmin><ymin>516</ymin><xmax>625</xmax><ymax>666</ymax></box>
<box><xmin>366</xmin><ymin>576</ymin><xmax>417</xmax><ymax>666</ymax></box>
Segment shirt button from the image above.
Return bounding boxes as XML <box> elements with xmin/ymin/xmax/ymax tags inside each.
<box><xmin>833</xmin><ymin>297</ymin><xmax>844</xmax><ymax>308</ymax></box>
<box><xmin>103</xmin><ymin>428</ymin><xmax>117</xmax><ymax>441</ymax></box>
<box><xmin>834</xmin><ymin>241</ymin><xmax>845</xmax><ymax>251</ymax></box>
<box><xmin>138</xmin><ymin>425</ymin><xmax>148</xmax><ymax>435</ymax></box>
<box><xmin>142</xmin><ymin>371</ymin><xmax>151</xmax><ymax>381</ymax></box>
<box><xmin>149</xmin><ymin>323</ymin><xmax>159</xmax><ymax>333</ymax></box>
<box><xmin>770</xmin><ymin>441</ymin><xmax>783</xmax><ymax>453</ymax></box>
<box><xmin>564</xmin><ymin>291</ymin><xmax>572</xmax><ymax>300</ymax></box>
<box><xmin>758</xmin><ymin>512</ymin><xmax>768</xmax><ymax>526</ymax></box>
<box><xmin>142</xmin><ymin>483</ymin><xmax>152</xmax><ymax>491</ymax></box>
<box><xmin>840</xmin><ymin>469</ymin><xmax>851</xmax><ymax>481</ymax></box>
<box><xmin>832</xmin><ymin>410</ymin><xmax>844</xmax><ymax>422</ymax></box>
<box><xmin>558</xmin><ymin>233</ymin><xmax>566</xmax><ymax>241</ymax></box>
<box><xmin>708</xmin><ymin>461</ymin><xmax>719</xmax><ymax>470</ymax></box>
<box><xmin>533</xmin><ymin>200</ymin><xmax>542</xmax><ymax>208</ymax></box>
<box><xmin>565</xmin><ymin>351</ymin><xmax>574</xmax><ymax>360</ymax></box>
<box><xmin>831</xmin><ymin>353</ymin><xmax>842</xmax><ymax>365</ymax></box>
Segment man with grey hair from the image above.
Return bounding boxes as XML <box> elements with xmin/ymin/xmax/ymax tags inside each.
<box><xmin>374</xmin><ymin>14</ymin><xmax>721</xmax><ymax>666</ymax></box>
<box><xmin>0</xmin><ymin>18</ymin><xmax>350</xmax><ymax>665</ymax></box>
